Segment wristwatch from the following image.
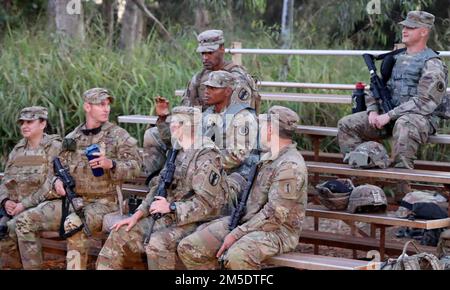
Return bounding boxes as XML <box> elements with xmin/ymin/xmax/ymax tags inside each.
<box><xmin>169</xmin><ymin>202</ymin><xmax>176</xmax><ymax>213</ymax></box>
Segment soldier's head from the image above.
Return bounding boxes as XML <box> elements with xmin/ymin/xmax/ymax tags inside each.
<box><xmin>399</xmin><ymin>11</ymin><xmax>434</xmax><ymax>46</ymax></box>
<box><xmin>196</xmin><ymin>30</ymin><xmax>225</xmax><ymax>71</ymax></box>
<box><xmin>82</xmin><ymin>88</ymin><xmax>114</xmax><ymax>125</ymax></box>
<box><xmin>203</xmin><ymin>70</ymin><xmax>235</xmax><ymax>106</ymax></box>
<box><xmin>17</xmin><ymin>106</ymin><xmax>48</xmax><ymax>140</ymax></box>
<box><xmin>259</xmin><ymin>106</ymin><xmax>299</xmax><ymax>151</ymax></box>
<box><xmin>168</xmin><ymin>106</ymin><xmax>202</xmax><ymax>147</ymax></box>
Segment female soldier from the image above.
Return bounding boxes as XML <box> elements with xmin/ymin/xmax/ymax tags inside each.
<box><xmin>0</xmin><ymin>106</ymin><xmax>61</xmax><ymax>269</ymax></box>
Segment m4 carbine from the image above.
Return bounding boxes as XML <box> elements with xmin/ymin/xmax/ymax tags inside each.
<box><xmin>143</xmin><ymin>149</ymin><xmax>179</xmax><ymax>245</ymax></box>
<box><xmin>228</xmin><ymin>163</ymin><xmax>258</xmax><ymax>231</ymax></box>
<box><xmin>53</xmin><ymin>157</ymin><xmax>92</xmax><ymax>237</ymax></box>
<box><xmin>363</xmin><ymin>53</ymin><xmax>395</xmax><ymax>114</ymax></box>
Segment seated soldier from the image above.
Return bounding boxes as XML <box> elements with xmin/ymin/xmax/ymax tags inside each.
<box><xmin>15</xmin><ymin>89</ymin><xmax>142</xmax><ymax>270</ymax></box>
<box><xmin>0</xmin><ymin>106</ymin><xmax>61</xmax><ymax>269</ymax></box>
<box><xmin>337</xmin><ymin>11</ymin><xmax>448</xmax><ymax>170</ymax></box>
<box><xmin>96</xmin><ymin>106</ymin><xmax>228</xmax><ymax>270</ymax></box>
<box><xmin>177</xmin><ymin>106</ymin><xmax>308</xmax><ymax>270</ymax></box>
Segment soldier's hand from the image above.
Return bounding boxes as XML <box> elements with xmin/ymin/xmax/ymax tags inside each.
<box><xmin>90</xmin><ymin>151</ymin><xmax>113</xmax><ymax>170</ymax></box>
<box><xmin>216</xmin><ymin>233</ymin><xmax>238</xmax><ymax>258</ymax></box>
<box><xmin>4</xmin><ymin>200</ymin><xmax>17</xmax><ymax>215</ymax></box>
<box><xmin>112</xmin><ymin>216</ymin><xmax>137</xmax><ymax>232</ymax></box>
<box><xmin>368</xmin><ymin>111</ymin><xmax>379</xmax><ymax>128</ymax></box>
<box><xmin>54</xmin><ymin>179</ymin><xmax>67</xmax><ymax>196</ymax></box>
<box><xmin>155</xmin><ymin>96</ymin><xmax>170</xmax><ymax>117</ymax></box>
<box><xmin>374</xmin><ymin>113</ymin><xmax>391</xmax><ymax>129</ymax></box>
<box><xmin>11</xmin><ymin>202</ymin><xmax>25</xmax><ymax>216</ymax></box>
<box><xmin>150</xmin><ymin>196</ymin><xmax>170</xmax><ymax>215</ymax></box>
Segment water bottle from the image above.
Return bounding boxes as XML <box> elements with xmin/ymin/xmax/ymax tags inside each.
<box><xmin>85</xmin><ymin>144</ymin><xmax>104</xmax><ymax>177</ymax></box>
<box><xmin>351</xmin><ymin>82</ymin><xmax>367</xmax><ymax>114</ymax></box>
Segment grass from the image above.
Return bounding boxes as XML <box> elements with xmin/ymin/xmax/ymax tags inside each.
<box><xmin>0</xmin><ymin>25</ymin><xmax>449</xmax><ymax>170</ymax></box>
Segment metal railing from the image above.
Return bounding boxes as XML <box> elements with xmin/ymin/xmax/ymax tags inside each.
<box><xmin>225</xmin><ymin>48</ymin><xmax>450</xmax><ymax>57</ymax></box>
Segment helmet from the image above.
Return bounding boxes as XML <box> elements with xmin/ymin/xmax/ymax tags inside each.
<box><xmin>344</xmin><ymin>141</ymin><xmax>390</xmax><ymax>169</ymax></box>
<box><xmin>396</xmin><ymin>191</ymin><xmax>447</xmax><ymax>218</ymax></box>
<box><xmin>347</xmin><ymin>184</ymin><xmax>387</xmax><ymax>213</ymax></box>
<box><xmin>316</xmin><ymin>179</ymin><xmax>354</xmax><ymax>210</ymax></box>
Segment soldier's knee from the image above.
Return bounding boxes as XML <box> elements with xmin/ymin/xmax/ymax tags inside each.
<box><xmin>15</xmin><ymin>213</ymin><xmax>38</xmax><ymax>238</ymax></box>
<box><xmin>177</xmin><ymin>237</ymin><xmax>197</xmax><ymax>263</ymax></box>
<box><xmin>225</xmin><ymin>246</ymin><xmax>249</xmax><ymax>270</ymax></box>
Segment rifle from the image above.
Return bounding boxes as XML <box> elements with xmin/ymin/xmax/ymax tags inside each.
<box><xmin>53</xmin><ymin>157</ymin><xmax>92</xmax><ymax>238</ymax></box>
<box><xmin>143</xmin><ymin>148</ymin><xmax>179</xmax><ymax>245</ymax></box>
<box><xmin>362</xmin><ymin>53</ymin><xmax>395</xmax><ymax>114</ymax></box>
<box><xmin>218</xmin><ymin>163</ymin><xmax>258</xmax><ymax>268</ymax></box>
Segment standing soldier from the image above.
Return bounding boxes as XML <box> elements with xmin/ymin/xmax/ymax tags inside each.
<box><xmin>338</xmin><ymin>11</ymin><xmax>448</xmax><ymax>170</ymax></box>
<box><xmin>177</xmin><ymin>106</ymin><xmax>308</xmax><ymax>270</ymax></box>
<box><xmin>15</xmin><ymin>88</ymin><xmax>142</xmax><ymax>270</ymax></box>
<box><xmin>0</xmin><ymin>107</ymin><xmax>61</xmax><ymax>269</ymax></box>
<box><xmin>96</xmin><ymin>106</ymin><xmax>227</xmax><ymax>270</ymax></box>
<box><xmin>143</xmin><ymin>29</ymin><xmax>260</xmax><ymax>178</ymax></box>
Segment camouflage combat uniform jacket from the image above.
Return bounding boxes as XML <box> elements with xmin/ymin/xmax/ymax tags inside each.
<box><xmin>0</xmin><ymin>134</ymin><xmax>62</xmax><ymax>209</ymax></box>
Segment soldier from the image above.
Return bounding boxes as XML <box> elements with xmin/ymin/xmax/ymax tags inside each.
<box><xmin>177</xmin><ymin>106</ymin><xmax>308</xmax><ymax>270</ymax></box>
<box><xmin>0</xmin><ymin>107</ymin><xmax>61</xmax><ymax>269</ymax></box>
<box><xmin>142</xmin><ymin>29</ymin><xmax>260</xmax><ymax>178</ymax></box>
<box><xmin>146</xmin><ymin>71</ymin><xmax>258</xmax><ymax>194</ymax></box>
<box><xmin>15</xmin><ymin>88</ymin><xmax>142</xmax><ymax>270</ymax></box>
<box><xmin>96</xmin><ymin>106</ymin><xmax>227</xmax><ymax>270</ymax></box>
<box><xmin>338</xmin><ymin>11</ymin><xmax>448</xmax><ymax>170</ymax></box>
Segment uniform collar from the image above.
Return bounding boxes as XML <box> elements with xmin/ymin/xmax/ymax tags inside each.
<box><xmin>81</xmin><ymin>123</ymin><xmax>103</xmax><ymax>136</ymax></box>
<box><xmin>260</xmin><ymin>143</ymin><xmax>297</xmax><ymax>162</ymax></box>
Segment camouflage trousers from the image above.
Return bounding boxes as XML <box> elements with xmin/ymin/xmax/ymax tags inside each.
<box><xmin>0</xmin><ymin>212</ymin><xmax>27</xmax><ymax>269</ymax></box>
<box><xmin>15</xmin><ymin>197</ymin><xmax>117</xmax><ymax>270</ymax></box>
<box><xmin>143</xmin><ymin>127</ymin><xmax>167</xmax><ymax>177</ymax></box>
<box><xmin>337</xmin><ymin>112</ymin><xmax>434</xmax><ymax>168</ymax></box>
<box><xmin>178</xmin><ymin>216</ymin><xmax>287</xmax><ymax>270</ymax></box>
<box><xmin>96</xmin><ymin>215</ymin><xmax>197</xmax><ymax>270</ymax></box>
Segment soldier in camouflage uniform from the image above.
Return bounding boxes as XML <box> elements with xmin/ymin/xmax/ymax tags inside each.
<box><xmin>15</xmin><ymin>88</ymin><xmax>141</xmax><ymax>270</ymax></box>
<box><xmin>338</xmin><ymin>11</ymin><xmax>448</xmax><ymax>169</ymax></box>
<box><xmin>96</xmin><ymin>106</ymin><xmax>228</xmax><ymax>270</ymax></box>
<box><xmin>177</xmin><ymin>106</ymin><xmax>308</xmax><ymax>270</ymax></box>
<box><xmin>0</xmin><ymin>107</ymin><xmax>61</xmax><ymax>269</ymax></box>
<box><xmin>142</xmin><ymin>29</ymin><xmax>260</xmax><ymax>178</ymax></box>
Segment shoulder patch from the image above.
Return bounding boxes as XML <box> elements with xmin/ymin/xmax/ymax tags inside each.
<box><xmin>209</xmin><ymin>171</ymin><xmax>220</xmax><ymax>186</ymax></box>
<box><xmin>238</xmin><ymin>88</ymin><xmax>250</xmax><ymax>101</ymax></box>
<box><xmin>437</xmin><ymin>81</ymin><xmax>445</xmax><ymax>93</ymax></box>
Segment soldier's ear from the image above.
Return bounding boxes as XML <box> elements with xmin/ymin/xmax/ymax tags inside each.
<box><xmin>83</xmin><ymin>102</ymin><xmax>91</xmax><ymax>113</ymax></box>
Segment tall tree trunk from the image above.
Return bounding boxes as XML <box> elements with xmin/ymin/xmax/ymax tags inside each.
<box><xmin>102</xmin><ymin>0</ymin><xmax>115</xmax><ymax>47</ymax></box>
<box><xmin>54</xmin><ymin>0</ymin><xmax>85</xmax><ymax>41</ymax></box>
<box><xmin>279</xmin><ymin>0</ymin><xmax>294</xmax><ymax>80</ymax></box>
<box><xmin>47</xmin><ymin>0</ymin><xmax>57</xmax><ymax>31</ymax></box>
<box><xmin>194</xmin><ymin>1</ymin><xmax>210</xmax><ymax>32</ymax></box>
<box><xmin>119</xmin><ymin>0</ymin><xmax>144</xmax><ymax>51</ymax></box>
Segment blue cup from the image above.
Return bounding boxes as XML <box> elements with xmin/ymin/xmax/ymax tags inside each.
<box><xmin>85</xmin><ymin>144</ymin><xmax>104</xmax><ymax>177</ymax></box>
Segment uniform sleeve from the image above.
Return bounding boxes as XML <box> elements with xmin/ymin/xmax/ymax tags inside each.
<box><xmin>230</xmin><ymin>161</ymin><xmax>307</xmax><ymax>239</ymax></box>
<box><xmin>388</xmin><ymin>59</ymin><xmax>448</xmax><ymax>120</ymax></box>
<box><xmin>110</xmin><ymin>133</ymin><xmax>142</xmax><ymax>181</ymax></box>
<box><xmin>21</xmin><ymin>140</ymin><xmax>62</xmax><ymax>208</ymax></box>
<box><xmin>180</xmin><ymin>74</ymin><xmax>199</xmax><ymax>107</ymax></box>
<box><xmin>221</xmin><ymin>110</ymin><xmax>258</xmax><ymax>171</ymax></box>
<box><xmin>174</xmin><ymin>151</ymin><xmax>226</xmax><ymax>226</ymax></box>
<box><xmin>0</xmin><ymin>150</ymin><xmax>15</xmax><ymax>206</ymax></box>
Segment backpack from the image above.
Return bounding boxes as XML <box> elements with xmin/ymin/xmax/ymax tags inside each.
<box><xmin>381</xmin><ymin>240</ymin><xmax>443</xmax><ymax>270</ymax></box>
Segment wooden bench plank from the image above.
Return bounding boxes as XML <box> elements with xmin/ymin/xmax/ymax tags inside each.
<box><xmin>306</xmin><ymin>205</ymin><xmax>450</xmax><ymax>229</ymax></box>
<box><xmin>299</xmin><ymin>229</ymin><xmax>436</xmax><ymax>256</ymax></box>
<box><xmin>307</xmin><ymin>161</ymin><xmax>450</xmax><ymax>184</ymax></box>
<box><xmin>266</xmin><ymin>252</ymin><xmax>371</xmax><ymax>270</ymax></box>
